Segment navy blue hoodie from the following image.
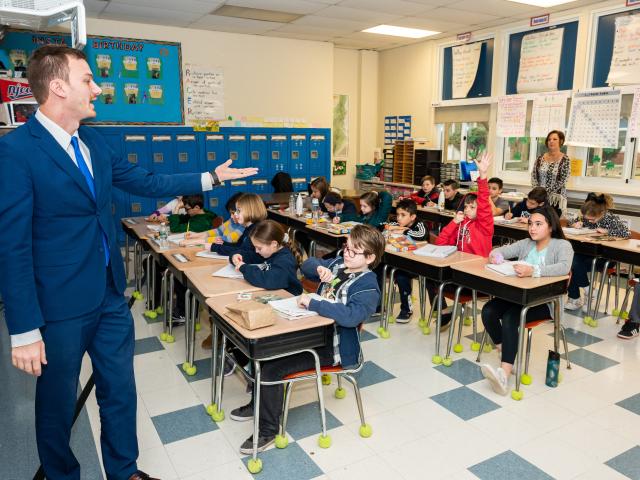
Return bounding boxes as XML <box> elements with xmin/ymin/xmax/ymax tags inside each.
<box><xmin>239</xmin><ymin>247</ymin><xmax>302</xmax><ymax>295</ymax></box>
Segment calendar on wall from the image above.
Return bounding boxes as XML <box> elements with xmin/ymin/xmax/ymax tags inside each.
<box><xmin>566</xmin><ymin>89</ymin><xmax>621</xmax><ymax>148</ymax></box>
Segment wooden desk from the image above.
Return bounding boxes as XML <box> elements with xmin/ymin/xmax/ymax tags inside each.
<box><xmin>451</xmin><ymin>258</ymin><xmax>568</xmax><ymax>400</ymax></box>
<box><xmin>120</xmin><ymin>216</ymin><xmax>154</xmax><ymax>290</ymax></box>
<box><xmin>304</xmin><ymin>223</ymin><xmax>348</xmax><ymax>254</ymax></box>
<box><xmin>598</xmin><ymin>238</ymin><xmax>640</xmax><ymax>266</ymax></box>
<box><xmin>259</xmin><ymin>192</ymin><xmax>293</xmax><ymax>207</ymax></box>
<box><xmin>493</xmin><ymin>221</ymin><xmax>530</xmax><ymax>241</ymax></box>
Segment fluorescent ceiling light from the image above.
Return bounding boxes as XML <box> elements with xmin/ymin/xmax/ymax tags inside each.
<box><xmin>362</xmin><ymin>25</ymin><xmax>440</xmax><ymax>39</ymax></box>
<box><xmin>506</xmin><ymin>0</ymin><xmax>577</xmax><ymax>7</ymax></box>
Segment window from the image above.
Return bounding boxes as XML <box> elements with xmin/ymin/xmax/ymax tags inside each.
<box><xmin>445</xmin><ymin>123</ymin><xmax>462</xmax><ymax>163</ymax></box>
<box><xmin>442</xmin><ymin>122</ymin><xmax>489</xmax><ymax>163</ymax></box>
<box><xmin>466</xmin><ymin>122</ymin><xmax>489</xmax><ymax>160</ymax></box>
<box><xmin>503</xmin><ymin>123</ymin><xmax>531</xmax><ymax>172</ymax></box>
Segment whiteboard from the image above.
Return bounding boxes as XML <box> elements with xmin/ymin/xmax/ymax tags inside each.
<box><xmin>530</xmin><ymin>92</ymin><xmax>567</xmax><ymax>138</ymax></box>
<box><xmin>516</xmin><ymin>28</ymin><xmax>564</xmax><ymax>94</ymax></box>
<box><xmin>607</xmin><ymin>15</ymin><xmax>640</xmax><ymax>86</ymax></box>
<box><xmin>184</xmin><ymin>64</ymin><xmax>225</xmax><ymax>125</ymax></box>
<box><xmin>566</xmin><ymin>89</ymin><xmax>621</xmax><ymax>149</ymax></box>
<box><xmin>451</xmin><ymin>42</ymin><xmax>482</xmax><ymax>99</ymax></box>
<box><xmin>497</xmin><ymin>95</ymin><xmax>527</xmax><ymax>138</ymax></box>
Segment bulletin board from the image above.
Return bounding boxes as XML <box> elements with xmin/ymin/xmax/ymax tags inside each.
<box><xmin>0</xmin><ymin>29</ymin><xmax>183</xmax><ymax>124</ymax></box>
<box><xmin>442</xmin><ymin>39</ymin><xmax>494</xmax><ymax>100</ymax></box>
<box><xmin>505</xmin><ymin>21</ymin><xmax>578</xmax><ymax>95</ymax></box>
<box><xmin>592</xmin><ymin>8</ymin><xmax>640</xmax><ymax>88</ymax></box>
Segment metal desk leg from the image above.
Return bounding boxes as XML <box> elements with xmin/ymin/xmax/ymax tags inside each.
<box><xmin>583</xmin><ymin>257</ymin><xmax>599</xmax><ymax>327</ymax></box>
<box><xmin>247</xmin><ymin>361</ymin><xmax>263</xmax><ymax>473</ymax></box>
<box><xmin>182</xmin><ymin>289</ymin><xmax>197</xmax><ymax>376</ymax></box>
<box><xmin>310</xmin><ymin>240</ymin><xmax>317</xmax><ymax>258</ymax></box>
<box><xmin>587</xmin><ymin>260</ymin><xmax>610</xmax><ymax>328</ymax></box>
<box><xmin>418</xmin><ymin>276</ymin><xmax>427</xmax><ymax>327</ymax></box>
<box><xmin>432</xmin><ymin>281</ymin><xmax>450</xmax><ymax>364</ymax></box>
<box><xmin>125</xmin><ymin>234</ymin><xmax>130</xmax><ymax>281</ymax></box>
<box><xmin>206</xmin><ymin>324</ymin><xmax>225</xmax><ymax>422</ymax></box>
<box><xmin>512</xmin><ymin>305</ymin><xmax>531</xmax><ymax>401</ymax></box>
<box><xmin>379</xmin><ymin>267</ymin><xmax>395</xmax><ymax>339</ymax></box>
<box><xmin>470</xmin><ymin>290</ymin><xmax>481</xmax><ymax>351</ymax></box>
<box><xmin>160</xmin><ymin>272</ymin><xmax>175</xmax><ymax>343</ymax></box>
<box><xmin>443</xmin><ymin>285</ymin><xmax>464</xmax><ymax>366</ymax></box>
<box><xmin>378</xmin><ymin>264</ymin><xmax>389</xmax><ymax>332</ymax></box>
<box><xmin>133</xmin><ymin>242</ymin><xmax>143</xmax><ymax>298</ymax></box>
<box><xmin>553</xmin><ymin>299</ymin><xmax>561</xmax><ymax>353</ymax></box>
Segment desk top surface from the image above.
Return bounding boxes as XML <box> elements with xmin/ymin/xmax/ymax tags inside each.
<box><xmin>206</xmin><ymin>289</ymin><xmax>333</xmax><ymax>339</ymax></box>
<box><xmin>451</xmin><ymin>257</ymin><xmax>569</xmax><ymax>289</ymax></box>
<box><xmin>385</xmin><ymin>246</ymin><xmax>481</xmax><ymax>267</ymax></box>
<box><xmin>122</xmin><ymin>216</ymin><xmax>155</xmax><ymax>239</ymax></box>
<box><xmin>185</xmin><ymin>264</ymin><xmax>264</xmax><ymax>298</ymax></box>
<box><xmin>305</xmin><ymin>222</ymin><xmax>349</xmax><ymax>238</ymax></box>
<box><xmin>597</xmin><ymin>238</ymin><xmax>640</xmax><ymax>254</ymax></box>
<box><xmin>162</xmin><ymin>247</ymin><xmax>227</xmax><ymax>271</ymax></box>
<box><xmin>259</xmin><ymin>193</ymin><xmax>294</xmax><ymax>205</ymax></box>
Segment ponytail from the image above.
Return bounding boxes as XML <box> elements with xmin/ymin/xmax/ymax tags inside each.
<box><xmin>250</xmin><ymin>220</ymin><xmax>303</xmax><ymax>266</ymax></box>
<box><xmin>581</xmin><ymin>192</ymin><xmax>613</xmax><ymax>217</ymax></box>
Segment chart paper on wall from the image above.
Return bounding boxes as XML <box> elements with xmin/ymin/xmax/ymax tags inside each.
<box><xmin>451</xmin><ymin>42</ymin><xmax>482</xmax><ymax>99</ymax></box>
<box><xmin>516</xmin><ymin>28</ymin><xmax>564</xmax><ymax>94</ymax></box>
<box><xmin>607</xmin><ymin>15</ymin><xmax>640</xmax><ymax>86</ymax></box>
<box><xmin>184</xmin><ymin>64</ymin><xmax>224</xmax><ymax>126</ymax></box>
<box><xmin>530</xmin><ymin>92</ymin><xmax>567</xmax><ymax>137</ymax></box>
<box><xmin>497</xmin><ymin>95</ymin><xmax>527</xmax><ymax>138</ymax></box>
<box><xmin>628</xmin><ymin>86</ymin><xmax>640</xmax><ymax>138</ymax></box>
<box><xmin>566</xmin><ymin>89</ymin><xmax>621</xmax><ymax>149</ymax></box>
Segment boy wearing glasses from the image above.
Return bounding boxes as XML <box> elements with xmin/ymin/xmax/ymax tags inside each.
<box><xmin>167</xmin><ymin>194</ymin><xmax>217</xmax><ymax>233</ymax></box>
<box><xmin>228</xmin><ymin>225</ymin><xmax>385</xmax><ymax>454</ymax></box>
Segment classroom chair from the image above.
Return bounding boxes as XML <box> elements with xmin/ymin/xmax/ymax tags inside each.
<box><xmin>614</xmin><ymin>276</ymin><xmax>638</xmax><ymax>324</ymax></box>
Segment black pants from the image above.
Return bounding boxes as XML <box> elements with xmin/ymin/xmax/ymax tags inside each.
<box><xmin>252</xmin><ymin>345</ymin><xmax>334</xmax><ymax>437</ymax></box>
<box><xmin>567</xmin><ymin>253</ymin><xmax>607</xmax><ymax>299</ymax></box>
<box><xmin>395</xmin><ymin>271</ymin><xmax>417</xmax><ymax>312</ymax></box>
<box><xmin>424</xmin><ymin>280</ymin><xmax>470</xmax><ymax>309</ymax></box>
<box><xmin>481</xmin><ymin>298</ymin><xmax>551</xmax><ymax>365</ymax></box>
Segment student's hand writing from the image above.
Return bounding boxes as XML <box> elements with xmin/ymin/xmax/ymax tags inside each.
<box><xmin>214</xmin><ymin>237</ymin><xmax>224</xmax><ymax>245</ymax></box>
<box><xmin>453</xmin><ymin>211</ymin><xmax>465</xmax><ymax>224</ymax></box>
<box><xmin>518</xmin><ymin>216</ymin><xmax>529</xmax><ymax>224</ymax></box>
<box><xmin>504</xmin><ymin>212</ymin><xmax>513</xmax><ymax>220</ymax></box>
<box><xmin>426</xmin><ymin>201</ymin><xmax>436</xmax><ymax>207</ymax></box>
<box><xmin>317</xmin><ymin>266</ymin><xmax>333</xmax><ymax>283</ymax></box>
<box><xmin>298</xmin><ymin>294</ymin><xmax>311</xmax><ymax>308</ymax></box>
<box><xmin>333</xmin><ymin>216</ymin><xmax>340</xmax><ymax>224</ymax></box>
<box><xmin>12</xmin><ymin>340</ymin><xmax>47</xmax><ymax>376</ymax></box>
<box><xmin>514</xmin><ymin>264</ymin><xmax>533</xmax><ymax>277</ymax></box>
<box><xmin>232</xmin><ymin>254</ymin><xmax>243</xmax><ymax>268</ymax></box>
<box><xmin>474</xmin><ymin>151</ymin><xmax>492</xmax><ymax>179</ymax></box>
<box><xmin>572</xmin><ymin>221</ymin><xmax>583</xmax><ymax>229</ymax></box>
<box><xmin>596</xmin><ymin>228</ymin><xmax>608</xmax><ymax>234</ymax></box>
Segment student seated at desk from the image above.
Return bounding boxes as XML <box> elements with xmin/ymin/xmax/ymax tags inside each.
<box><xmin>407</xmin><ymin>175</ymin><xmax>439</xmax><ymax>206</ymax></box>
<box><xmin>385</xmin><ymin>199</ymin><xmax>428</xmax><ymax>322</ymax></box>
<box><xmin>425</xmin><ymin>153</ymin><xmax>493</xmax><ymax>328</ymax></box>
<box><xmin>229</xmin><ymin>225</ymin><xmax>385</xmax><ymax>454</ymax></box>
<box><xmin>147</xmin><ymin>196</ymin><xmax>183</xmax><ymax>222</ymax></box>
<box><xmin>488</xmin><ymin>177</ymin><xmax>510</xmax><ymax>216</ymax></box>
<box><xmin>231</xmin><ymin>220</ymin><xmax>303</xmax><ymax>295</ymax></box>
<box><xmin>565</xmin><ymin>193</ymin><xmax>630</xmax><ymax>311</ymax></box>
<box><xmin>442</xmin><ymin>179</ymin><xmax>464</xmax><ymax>211</ymax></box>
<box><xmin>481</xmin><ymin>206</ymin><xmax>573</xmax><ymax>396</ymax></box>
<box><xmin>167</xmin><ymin>194</ymin><xmax>217</xmax><ymax>233</ymax></box>
<box><xmin>505</xmin><ymin>187</ymin><xmax>547</xmax><ymax>222</ymax></box>
<box><xmin>309</xmin><ymin>176</ymin><xmax>339</xmax><ymax>212</ymax></box>
<box><xmin>323</xmin><ymin>191</ymin><xmax>358</xmax><ymax>223</ymax></box>
<box><xmin>180</xmin><ymin>192</ymin><xmax>245</xmax><ymax>247</ymax></box>
<box><xmin>341</xmin><ymin>190</ymin><xmax>392</xmax><ymax>229</ymax></box>
<box><xmin>211</xmin><ymin>193</ymin><xmax>267</xmax><ymax>257</ymax></box>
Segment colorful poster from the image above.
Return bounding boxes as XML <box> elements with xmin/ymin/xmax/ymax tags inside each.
<box><xmin>496</xmin><ymin>95</ymin><xmax>527</xmax><ymax>138</ymax></box>
<box><xmin>451</xmin><ymin>42</ymin><xmax>482</xmax><ymax>99</ymax></box>
<box><xmin>333</xmin><ymin>94</ymin><xmax>349</xmax><ymax>158</ymax></box>
<box><xmin>516</xmin><ymin>28</ymin><xmax>564</xmax><ymax>93</ymax></box>
<box><xmin>530</xmin><ymin>92</ymin><xmax>567</xmax><ymax>137</ymax></box>
<box><xmin>566</xmin><ymin>89</ymin><xmax>621</xmax><ymax>148</ymax></box>
<box><xmin>95</xmin><ymin>54</ymin><xmax>112</xmax><ymax>78</ymax></box>
<box><xmin>99</xmin><ymin>82</ymin><xmax>115</xmax><ymax>104</ymax></box>
<box><xmin>607</xmin><ymin>15</ymin><xmax>640</xmax><ymax>85</ymax></box>
<box><xmin>183</xmin><ymin>64</ymin><xmax>224</xmax><ymax>125</ymax></box>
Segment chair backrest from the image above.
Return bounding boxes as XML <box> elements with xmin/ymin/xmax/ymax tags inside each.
<box><xmin>271</xmin><ymin>172</ymin><xmax>293</xmax><ymax>193</ymax></box>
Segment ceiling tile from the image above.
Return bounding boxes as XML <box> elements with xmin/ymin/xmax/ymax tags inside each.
<box><xmin>414</xmin><ymin>6</ymin><xmax>500</xmax><ymax>24</ymax></box>
<box><xmin>447</xmin><ymin>0</ymin><xmax>539</xmax><ymax>17</ymax></box>
<box><xmin>291</xmin><ymin>14</ymin><xmax>372</xmax><ymax>31</ymax></box>
<box><xmin>390</xmin><ymin>16</ymin><xmax>469</xmax><ymax>32</ymax></box>
<box><xmin>83</xmin><ymin>0</ymin><xmax>109</xmax><ymax>15</ymax></box>
<box><xmin>101</xmin><ymin>3</ymin><xmax>205</xmax><ymax>27</ymax></box>
<box><xmin>107</xmin><ymin>0</ymin><xmax>221</xmax><ymax>15</ymax></box>
<box><xmin>338</xmin><ymin>0</ymin><xmax>432</xmax><ymax>16</ymax></box>
<box><xmin>263</xmin><ymin>30</ymin><xmax>334</xmax><ymax>42</ymax></box>
<box><xmin>190</xmin><ymin>14</ymin><xmax>284</xmax><ymax>33</ymax></box>
<box><xmin>275</xmin><ymin>23</ymin><xmax>356</xmax><ymax>35</ymax></box>
<box><xmin>313</xmin><ymin>5</ymin><xmax>403</xmax><ymax>23</ymax></box>
<box><xmin>225</xmin><ymin>0</ymin><xmax>327</xmax><ymax>15</ymax></box>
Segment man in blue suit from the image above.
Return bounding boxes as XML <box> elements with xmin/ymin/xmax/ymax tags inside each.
<box><xmin>0</xmin><ymin>45</ymin><xmax>257</xmax><ymax>480</ymax></box>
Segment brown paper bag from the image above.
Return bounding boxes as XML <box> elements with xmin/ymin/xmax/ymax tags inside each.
<box><xmin>225</xmin><ymin>301</ymin><xmax>275</xmax><ymax>330</ymax></box>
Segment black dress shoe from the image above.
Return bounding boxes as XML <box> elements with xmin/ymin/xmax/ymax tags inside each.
<box><xmin>128</xmin><ymin>471</ymin><xmax>160</xmax><ymax>480</ymax></box>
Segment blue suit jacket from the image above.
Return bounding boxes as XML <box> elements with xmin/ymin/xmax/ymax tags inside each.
<box><xmin>0</xmin><ymin>117</ymin><xmax>204</xmax><ymax>335</ymax></box>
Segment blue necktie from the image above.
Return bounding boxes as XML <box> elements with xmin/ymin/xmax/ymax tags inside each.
<box><xmin>71</xmin><ymin>136</ymin><xmax>110</xmax><ymax>266</ymax></box>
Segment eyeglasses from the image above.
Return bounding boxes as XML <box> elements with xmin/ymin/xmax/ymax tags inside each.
<box><xmin>343</xmin><ymin>244</ymin><xmax>366</xmax><ymax>259</ymax></box>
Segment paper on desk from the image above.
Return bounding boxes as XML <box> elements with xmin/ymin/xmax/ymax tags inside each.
<box><xmin>211</xmin><ymin>264</ymin><xmax>244</xmax><ymax>279</ymax></box>
<box><xmin>268</xmin><ymin>294</ymin><xmax>323</xmax><ymax>320</ymax></box>
<box><xmin>563</xmin><ymin>227</ymin><xmax>594</xmax><ymax>236</ymax></box>
<box><xmin>413</xmin><ymin>244</ymin><xmax>457</xmax><ymax>258</ymax></box>
<box><xmin>195</xmin><ymin>250</ymin><xmax>228</xmax><ymax>260</ymax></box>
<box><xmin>167</xmin><ymin>233</ymin><xmax>185</xmax><ymax>243</ymax></box>
<box><xmin>485</xmin><ymin>261</ymin><xmax>531</xmax><ymax>276</ymax></box>
<box><xmin>494</xmin><ymin>216</ymin><xmax>522</xmax><ymax>224</ymax></box>
<box><xmin>147</xmin><ymin>224</ymin><xmax>160</xmax><ymax>232</ymax></box>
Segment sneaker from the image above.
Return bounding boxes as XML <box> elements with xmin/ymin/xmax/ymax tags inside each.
<box><xmin>564</xmin><ymin>297</ymin><xmax>583</xmax><ymax>311</ymax></box>
<box><xmin>239</xmin><ymin>434</ymin><xmax>276</xmax><ymax>455</ymax></box>
<box><xmin>617</xmin><ymin>321</ymin><xmax>640</xmax><ymax>339</ymax></box>
<box><xmin>396</xmin><ymin>310</ymin><xmax>412</xmax><ymax>323</ymax></box>
<box><xmin>223</xmin><ymin>358</ymin><xmax>236</xmax><ymax>377</ymax></box>
<box><xmin>481</xmin><ymin>364</ymin><xmax>509</xmax><ymax>396</ymax></box>
<box><xmin>171</xmin><ymin>314</ymin><xmax>186</xmax><ymax>326</ymax></box>
<box><xmin>583</xmin><ymin>286</ymin><xmax>598</xmax><ymax>299</ymax></box>
<box><xmin>230</xmin><ymin>402</ymin><xmax>254</xmax><ymax>422</ymax></box>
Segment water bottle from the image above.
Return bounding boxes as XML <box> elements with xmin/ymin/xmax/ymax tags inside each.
<box><xmin>311</xmin><ymin>198</ymin><xmax>320</xmax><ymax>225</ymax></box>
<box><xmin>295</xmin><ymin>193</ymin><xmax>304</xmax><ymax>217</ymax></box>
<box><xmin>289</xmin><ymin>194</ymin><xmax>295</xmax><ymax>213</ymax></box>
<box><xmin>158</xmin><ymin>222</ymin><xmax>169</xmax><ymax>249</ymax></box>
<box><xmin>545</xmin><ymin>350</ymin><xmax>560</xmax><ymax>387</ymax></box>
<box><xmin>437</xmin><ymin>190</ymin><xmax>445</xmax><ymax>211</ymax></box>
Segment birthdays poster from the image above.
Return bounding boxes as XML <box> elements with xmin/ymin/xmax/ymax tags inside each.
<box><xmin>0</xmin><ymin>30</ymin><xmax>183</xmax><ymax>124</ymax></box>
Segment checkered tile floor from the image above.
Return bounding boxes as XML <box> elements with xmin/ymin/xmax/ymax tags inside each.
<box><xmin>10</xmin><ymin>282</ymin><xmax>640</xmax><ymax>480</ymax></box>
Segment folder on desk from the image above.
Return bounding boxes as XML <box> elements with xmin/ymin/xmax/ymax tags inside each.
<box><xmin>268</xmin><ymin>295</ymin><xmax>319</xmax><ymax>320</ymax></box>
<box><xmin>485</xmin><ymin>261</ymin><xmax>531</xmax><ymax>276</ymax></box>
<box><xmin>195</xmin><ymin>250</ymin><xmax>228</xmax><ymax>260</ymax></box>
<box><xmin>413</xmin><ymin>244</ymin><xmax>457</xmax><ymax>258</ymax></box>
<box><xmin>494</xmin><ymin>216</ymin><xmax>522</xmax><ymax>225</ymax></box>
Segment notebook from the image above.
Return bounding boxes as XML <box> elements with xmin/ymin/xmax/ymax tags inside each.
<box><xmin>195</xmin><ymin>250</ymin><xmax>228</xmax><ymax>260</ymax></box>
<box><xmin>494</xmin><ymin>216</ymin><xmax>522</xmax><ymax>225</ymax></box>
<box><xmin>211</xmin><ymin>264</ymin><xmax>244</xmax><ymax>279</ymax></box>
<box><xmin>268</xmin><ymin>295</ymin><xmax>318</xmax><ymax>320</ymax></box>
<box><xmin>485</xmin><ymin>261</ymin><xmax>531</xmax><ymax>276</ymax></box>
<box><xmin>563</xmin><ymin>227</ymin><xmax>594</xmax><ymax>236</ymax></box>
<box><xmin>413</xmin><ymin>244</ymin><xmax>458</xmax><ymax>258</ymax></box>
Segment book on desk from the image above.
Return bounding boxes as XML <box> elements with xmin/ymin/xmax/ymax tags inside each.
<box><xmin>485</xmin><ymin>261</ymin><xmax>531</xmax><ymax>276</ymax></box>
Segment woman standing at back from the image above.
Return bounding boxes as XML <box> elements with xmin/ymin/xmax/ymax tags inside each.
<box><xmin>531</xmin><ymin>130</ymin><xmax>570</xmax><ymax>217</ymax></box>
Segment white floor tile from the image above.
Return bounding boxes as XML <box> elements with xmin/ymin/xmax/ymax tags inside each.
<box><xmin>136</xmin><ymin>445</ymin><xmax>179</xmax><ymax>480</ymax></box>
<box><xmin>327</xmin><ymin>454</ymin><xmax>402</xmax><ymax>480</ymax></box>
<box><xmin>297</xmin><ymin>425</ymin><xmax>376</xmax><ymax>472</ymax></box>
<box><xmin>181</xmin><ymin>458</ymin><xmax>253</xmax><ymax>480</ymax></box>
<box><xmin>140</xmin><ymin>384</ymin><xmax>201</xmax><ymax>417</ymax></box>
<box><xmin>165</xmin><ymin>431</ymin><xmax>237</xmax><ymax>478</ymax></box>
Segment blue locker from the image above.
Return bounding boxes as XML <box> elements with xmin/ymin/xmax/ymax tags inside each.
<box><xmin>175</xmin><ymin>133</ymin><xmax>199</xmax><ymax>174</ymax></box>
<box><xmin>227</xmin><ymin>134</ymin><xmax>248</xmax><ymax>168</ymax></box>
<box><xmin>290</xmin><ymin>133</ymin><xmax>308</xmax><ymax>177</ymax></box>
<box><xmin>206</xmin><ymin>182</ymin><xmax>227</xmax><ymax>214</ymax></box>
<box><xmin>150</xmin><ymin>133</ymin><xmax>173</xmax><ymax>175</ymax></box>
<box><xmin>124</xmin><ymin>134</ymin><xmax>154</xmax><ymax>216</ymax></box>
<box><xmin>292</xmin><ymin>176</ymin><xmax>308</xmax><ymax>193</ymax></box>
<box><xmin>228</xmin><ymin>179</ymin><xmax>249</xmax><ymax>199</ymax></box>
<box><xmin>249</xmin><ymin>134</ymin><xmax>268</xmax><ymax>173</ymax></box>
<box><xmin>250</xmin><ymin>178</ymin><xmax>269</xmax><ymax>194</ymax></box>
<box><xmin>309</xmin><ymin>132</ymin><xmax>329</xmax><ymax>178</ymax></box>
<box><xmin>269</xmin><ymin>133</ymin><xmax>289</xmax><ymax>178</ymax></box>
<box><xmin>98</xmin><ymin>128</ymin><xmax>123</xmax><ymax>158</ymax></box>
<box><xmin>204</xmin><ymin>133</ymin><xmax>226</xmax><ymax>170</ymax></box>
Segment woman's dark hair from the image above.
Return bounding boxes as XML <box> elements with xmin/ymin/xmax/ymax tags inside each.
<box><xmin>360</xmin><ymin>191</ymin><xmax>381</xmax><ymax>211</ymax></box>
<box><xmin>225</xmin><ymin>192</ymin><xmax>243</xmax><ymax>213</ymax></box>
<box><xmin>545</xmin><ymin>130</ymin><xmax>565</xmax><ymax>148</ymax></box>
<box><xmin>529</xmin><ymin>205</ymin><xmax>565</xmax><ymax>240</ymax></box>
<box><xmin>581</xmin><ymin>192</ymin><xmax>613</xmax><ymax>217</ymax></box>
<box><xmin>527</xmin><ymin>186</ymin><xmax>548</xmax><ymax>204</ymax></box>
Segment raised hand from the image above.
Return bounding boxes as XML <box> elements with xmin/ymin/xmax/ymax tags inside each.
<box><xmin>474</xmin><ymin>151</ymin><xmax>492</xmax><ymax>180</ymax></box>
<box><xmin>214</xmin><ymin>159</ymin><xmax>258</xmax><ymax>182</ymax></box>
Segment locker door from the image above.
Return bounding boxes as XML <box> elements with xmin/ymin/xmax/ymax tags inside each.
<box><xmin>269</xmin><ymin>134</ymin><xmax>289</xmax><ymax>176</ymax></box>
<box><xmin>227</xmin><ymin>134</ymin><xmax>248</xmax><ymax>168</ymax></box>
<box><xmin>124</xmin><ymin>134</ymin><xmax>154</xmax><ymax>216</ymax></box>
<box><xmin>99</xmin><ymin>129</ymin><xmax>123</xmax><ymax>158</ymax></box>
<box><xmin>228</xmin><ymin>179</ymin><xmax>248</xmax><ymax>200</ymax></box>
<box><xmin>249</xmin><ymin>134</ymin><xmax>268</xmax><ymax>173</ymax></box>
<box><xmin>175</xmin><ymin>134</ymin><xmax>199</xmax><ymax>174</ymax></box>
<box><xmin>309</xmin><ymin>133</ymin><xmax>328</xmax><ymax>177</ymax></box>
<box><xmin>204</xmin><ymin>134</ymin><xmax>226</xmax><ymax>171</ymax></box>
<box><xmin>206</xmin><ymin>181</ymin><xmax>227</xmax><ymax>214</ymax></box>
<box><xmin>292</xmin><ymin>176</ymin><xmax>308</xmax><ymax>193</ymax></box>
<box><xmin>250</xmin><ymin>178</ymin><xmax>269</xmax><ymax>194</ymax></box>
<box><xmin>150</xmin><ymin>134</ymin><xmax>173</xmax><ymax>174</ymax></box>
<box><xmin>290</xmin><ymin>134</ymin><xmax>308</xmax><ymax>177</ymax></box>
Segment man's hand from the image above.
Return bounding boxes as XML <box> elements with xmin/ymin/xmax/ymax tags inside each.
<box><xmin>12</xmin><ymin>340</ymin><xmax>47</xmax><ymax>376</ymax></box>
<box><xmin>214</xmin><ymin>160</ymin><xmax>258</xmax><ymax>182</ymax></box>
<box><xmin>317</xmin><ymin>266</ymin><xmax>333</xmax><ymax>283</ymax></box>
<box><xmin>474</xmin><ymin>151</ymin><xmax>491</xmax><ymax>180</ymax></box>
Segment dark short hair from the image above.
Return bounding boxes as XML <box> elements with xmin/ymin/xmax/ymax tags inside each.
<box><xmin>545</xmin><ymin>130</ymin><xmax>565</xmax><ymax>148</ymax></box>
<box><xmin>443</xmin><ymin>179</ymin><xmax>459</xmax><ymax>189</ymax></box>
<box><xmin>323</xmin><ymin>191</ymin><xmax>343</xmax><ymax>206</ymax></box>
<box><xmin>527</xmin><ymin>187</ymin><xmax>548</xmax><ymax>204</ymax></box>
<box><xmin>225</xmin><ymin>192</ymin><xmax>243</xmax><ymax>213</ymax></box>
<box><xmin>349</xmin><ymin>224</ymin><xmax>386</xmax><ymax>269</ymax></box>
<box><xmin>396</xmin><ymin>199</ymin><xmax>417</xmax><ymax>216</ymax></box>
<box><xmin>463</xmin><ymin>193</ymin><xmax>477</xmax><ymax>206</ymax></box>
<box><xmin>182</xmin><ymin>194</ymin><xmax>204</xmax><ymax>209</ymax></box>
<box><xmin>488</xmin><ymin>177</ymin><xmax>503</xmax><ymax>189</ymax></box>
<box><xmin>27</xmin><ymin>45</ymin><xmax>87</xmax><ymax>104</ymax></box>
<box><xmin>529</xmin><ymin>205</ymin><xmax>565</xmax><ymax>240</ymax></box>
